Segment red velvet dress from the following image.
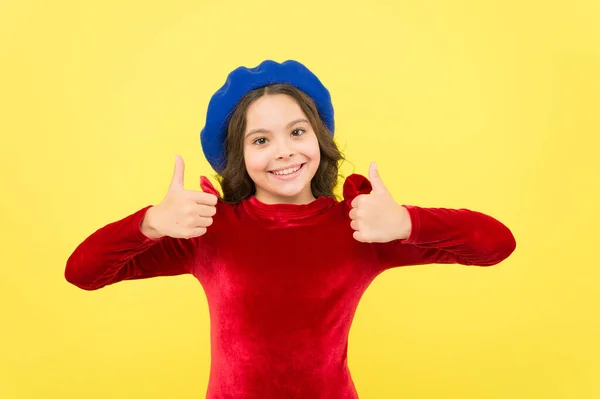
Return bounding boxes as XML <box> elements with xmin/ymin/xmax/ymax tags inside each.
<box><xmin>65</xmin><ymin>174</ymin><xmax>516</xmax><ymax>399</ymax></box>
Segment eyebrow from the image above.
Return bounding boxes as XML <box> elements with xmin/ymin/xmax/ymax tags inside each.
<box><xmin>245</xmin><ymin>118</ymin><xmax>309</xmax><ymax>138</ymax></box>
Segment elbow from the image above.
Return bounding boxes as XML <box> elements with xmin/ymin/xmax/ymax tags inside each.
<box><xmin>479</xmin><ymin>226</ymin><xmax>517</xmax><ymax>267</ymax></box>
<box><xmin>64</xmin><ymin>257</ymin><xmax>101</xmax><ymax>291</ymax></box>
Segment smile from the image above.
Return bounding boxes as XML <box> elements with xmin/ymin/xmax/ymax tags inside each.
<box><xmin>268</xmin><ymin>163</ymin><xmax>305</xmax><ymax>179</ymax></box>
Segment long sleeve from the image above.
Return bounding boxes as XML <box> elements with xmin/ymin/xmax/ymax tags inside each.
<box><xmin>65</xmin><ymin>205</ymin><xmax>199</xmax><ymax>290</ymax></box>
<box><xmin>373</xmin><ymin>205</ymin><xmax>516</xmax><ymax>270</ymax></box>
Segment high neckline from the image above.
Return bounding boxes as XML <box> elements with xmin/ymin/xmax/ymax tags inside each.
<box><xmin>242</xmin><ymin>194</ymin><xmax>336</xmax><ymax>221</ymax></box>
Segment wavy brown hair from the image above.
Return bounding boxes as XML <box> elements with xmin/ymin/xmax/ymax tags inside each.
<box><xmin>216</xmin><ymin>84</ymin><xmax>344</xmax><ymax>204</ymax></box>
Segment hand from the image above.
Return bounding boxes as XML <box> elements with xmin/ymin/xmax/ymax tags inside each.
<box><xmin>349</xmin><ymin>162</ymin><xmax>411</xmax><ymax>243</ymax></box>
<box><xmin>141</xmin><ymin>155</ymin><xmax>218</xmax><ymax>239</ymax></box>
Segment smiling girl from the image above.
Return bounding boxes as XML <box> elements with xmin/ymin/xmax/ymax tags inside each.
<box><xmin>65</xmin><ymin>60</ymin><xmax>516</xmax><ymax>399</ymax></box>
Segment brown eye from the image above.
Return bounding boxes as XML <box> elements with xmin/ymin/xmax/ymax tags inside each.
<box><xmin>291</xmin><ymin>129</ymin><xmax>305</xmax><ymax>137</ymax></box>
<box><xmin>253</xmin><ymin>137</ymin><xmax>268</xmax><ymax>145</ymax></box>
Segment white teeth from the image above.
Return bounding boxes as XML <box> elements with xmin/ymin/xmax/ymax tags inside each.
<box><xmin>272</xmin><ymin>165</ymin><xmax>301</xmax><ymax>176</ymax></box>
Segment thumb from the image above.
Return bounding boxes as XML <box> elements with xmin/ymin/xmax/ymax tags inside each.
<box><xmin>369</xmin><ymin>162</ymin><xmax>388</xmax><ymax>194</ymax></box>
<box><xmin>169</xmin><ymin>155</ymin><xmax>185</xmax><ymax>192</ymax></box>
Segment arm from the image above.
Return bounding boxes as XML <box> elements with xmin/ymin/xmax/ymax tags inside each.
<box><xmin>65</xmin><ymin>205</ymin><xmax>199</xmax><ymax>291</ymax></box>
<box><xmin>373</xmin><ymin>205</ymin><xmax>516</xmax><ymax>270</ymax></box>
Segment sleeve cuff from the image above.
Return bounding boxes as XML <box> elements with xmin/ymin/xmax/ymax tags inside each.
<box><xmin>134</xmin><ymin>205</ymin><xmax>166</xmax><ymax>243</ymax></box>
<box><xmin>399</xmin><ymin>205</ymin><xmax>420</xmax><ymax>244</ymax></box>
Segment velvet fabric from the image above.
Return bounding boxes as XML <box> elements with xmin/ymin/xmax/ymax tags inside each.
<box><xmin>65</xmin><ymin>174</ymin><xmax>516</xmax><ymax>399</ymax></box>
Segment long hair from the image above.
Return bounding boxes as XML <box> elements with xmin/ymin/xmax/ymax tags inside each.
<box><xmin>216</xmin><ymin>84</ymin><xmax>344</xmax><ymax>204</ymax></box>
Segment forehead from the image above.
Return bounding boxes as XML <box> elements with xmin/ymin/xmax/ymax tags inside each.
<box><xmin>245</xmin><ymin>94</ymin><xmax>307</xmax><ymax>128</ymax></box>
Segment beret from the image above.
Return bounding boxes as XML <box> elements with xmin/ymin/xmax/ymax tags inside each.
<box><xmin>200</xmin><ymin>59</ymin><xmax>335</xmax><ymax>173</ymax></box>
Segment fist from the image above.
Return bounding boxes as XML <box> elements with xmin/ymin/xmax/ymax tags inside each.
<box><xmin>141</xmin><ymin>155</ymin><xmax>218</xmax><ymax>239</ymax></box>
<box><xmin>349</xmin><ymin>162</ymin><xmax>411</xmax><ymax>243</ymax></box>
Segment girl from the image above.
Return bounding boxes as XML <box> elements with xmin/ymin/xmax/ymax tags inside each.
<box><xmin>65</xmin><ymin>60</ymin><xmax>516</xmax><ymax>399</ymax></box>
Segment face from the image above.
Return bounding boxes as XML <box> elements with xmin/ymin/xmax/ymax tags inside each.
<box><xmin>243</xmin><ymin>93</ymin><xmax>321</xmax><ymax>205</ymax></box>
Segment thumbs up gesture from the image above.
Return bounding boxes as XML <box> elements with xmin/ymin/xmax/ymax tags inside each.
<box><xmin>349</xmin><ymin>162</ymin><xmax>412</xmax><ymax>243</ymax></box>
<box><xmin>141</xmin><ymin>155</ymin><xmax>218</xmax><ymax>240</ymax></box>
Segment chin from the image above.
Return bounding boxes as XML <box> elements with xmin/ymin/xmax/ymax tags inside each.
<box><xmin>266</xmin><ymin>181</ymin><xmax>310</xmax><ymax>199</ymax></box>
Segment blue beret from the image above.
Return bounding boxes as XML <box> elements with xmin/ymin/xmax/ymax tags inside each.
<box><xmin>200</xmin><ymin>59</ymin><xmax>335</xmax><ymax>173</ymax></box>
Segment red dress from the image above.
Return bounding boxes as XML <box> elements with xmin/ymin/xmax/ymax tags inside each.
<box><xmin>65</xmin><ymin>174</ymin><xmax>516</xmax><ymax>399</ymax></box>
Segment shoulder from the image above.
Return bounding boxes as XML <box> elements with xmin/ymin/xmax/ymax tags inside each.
<box><xmin>325</xmin><ymin>174</ymin><xmax>374</xmax><ymax>223</ymax></box>
<box><xmin>340</xmin><ymin>173</ymin><xmax>373</xmax><ymax>204</ymax></box>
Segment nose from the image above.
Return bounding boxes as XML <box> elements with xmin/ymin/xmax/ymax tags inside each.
<box><xmin>275</xmin><ymin>137</ymin><xmax>295</xmax><ymax>159</ymax></box>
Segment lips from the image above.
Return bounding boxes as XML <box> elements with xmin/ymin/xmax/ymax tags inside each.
<box><xmin>269</xmin><ymin>163</ymin><xmax>304</xmax><ymax>174</ymax></box>
<box><xmin>268</xmin><ymin>163</ymin><xmax>305</xmax><ymax>179</ymax></box>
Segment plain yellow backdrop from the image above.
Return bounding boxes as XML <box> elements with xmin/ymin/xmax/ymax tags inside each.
<box><xmin>1</xmin><ymin>0</ymin><xmax>599</xmax><ymax>398</ymax></box>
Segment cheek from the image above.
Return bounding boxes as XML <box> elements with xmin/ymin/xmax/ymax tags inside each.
<box><xmin>305</xmin><ymin>136</ymin><xmax>321</xmax><ymax>160</ymax></box>
<box><xmin>244</xmin><ymin>148</ymin><xmax>268</xmax><ymax>173</ymax></box>
<box><xmin>242</xmin><ymin>148</ymin><xmax>253</xmax><ymax>173</ymax></box>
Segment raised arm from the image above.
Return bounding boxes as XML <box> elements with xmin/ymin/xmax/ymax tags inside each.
<box><xmin>65</xmin><ymin>155</ymin><xmax>220</xmax><ymax>290</ymax></box>
<box><xmin>343</xmin><ymin>166</ymin><xmax>516</xmax><ymax>271</ymax></box>
<box><xmin>373</xmin><ymin>205</ymin><xmax>517</xmax><ymax>270</ymax></box>
<box><xmin>65</xmin><ymin>205</ymin><xmax>199</xmax><ymax>290</ymax></box>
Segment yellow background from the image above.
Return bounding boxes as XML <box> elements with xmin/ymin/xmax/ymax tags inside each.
<box><xmin>1</xmin><ymin>0</ymin><xmax>599</xmax><ymax>398</ymax></box>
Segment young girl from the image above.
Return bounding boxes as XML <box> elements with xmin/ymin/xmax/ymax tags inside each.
<box><xmin>65</xmin><ymin>60</ymin><xmax>516</xmax><ymax>399</ymax></box>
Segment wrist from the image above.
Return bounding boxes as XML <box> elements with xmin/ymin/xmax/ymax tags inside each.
<box><xmin>395</xmin><ymin>205</ymin><xmax>412</xmax><ymax>240</ymax></box>
<box><xmin>140</xmin><ymin>206</ymin><xmax>164</xmax><ymax>240</ymax></box>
